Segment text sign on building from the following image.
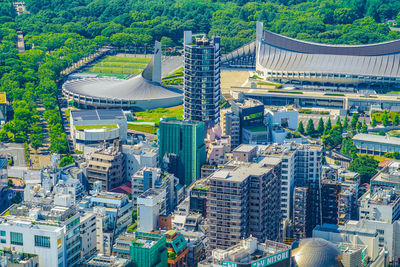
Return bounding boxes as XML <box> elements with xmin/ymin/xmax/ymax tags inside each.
<box><xmin>222</xmin><ymin>261</ymin><xmax>238</xmax><ymax>267</ymax></box>
<box><xmin>251</xmin><ymin>250</ymin><xmax>290</xmax><ymax>267</ymax></box>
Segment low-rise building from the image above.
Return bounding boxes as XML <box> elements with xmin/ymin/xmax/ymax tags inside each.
<box><xmin>130</xmin><ymin>232</ymin><xmax>168</xmax><ymax>267</ymax></box>
<box><xmin>370</xmin><ymin>160</ymin><xmax>400</xmax><ymax>194</ymax></box>
<box><xmin>165</xmin><ymin>230</ymin><xmax>189</xmax><ymax>267</ymax></box>
<box><xmin>70</xmin><ymin>109</ymin><xmax>127</xmax><ymax>153</ymax></box>
<box><xmin>0</xmin><ymin>202</ymin><xmax>81</xmax><ymax>266</ymax></box>
<box><xmin>359</xmin><ymin>188</ymin><xmax>400</xmax><ymax>223</ymax></box>
<box><xmin>122</xmin><ymin>142</ymin><xmax>158</xmax><ymax>181</ymax></box>
<box><xmin>198</xmin><ymin>237</ymin><xmax>291</xmax><ymax>267</ymax></box>
<box><xmin>79</xmin><ymin>191</ymin><xmax>132</xmax><ymax>254</ymax></box>
<box><xmin>82</xmin><ymin>255</ymin><xmax>131</xmax><ymax>267</ymax></box>
<box><xmin>137</xmin><ymin>188</ymin><xmax>166</xmax><ymax>232</ymax></box>
<box><xmin>86</xmin><ymin>142</ymin><xmax>126</xmax><ymax>191</ymax></box>
<box><xmin>353</xmin><ymin>133</ymin><xmax>400</xmax><ymax>156</ymax></box>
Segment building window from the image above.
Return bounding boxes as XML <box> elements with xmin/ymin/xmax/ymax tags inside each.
<box><xmin>10</xmin><ymin>232</ymin><xmax>23</xmax><ymax>246</ymax></box>
<box><xmin>0</xmin><ymin>231</ymin><xmax>5</xmax><ymax>236</ymax></box>
<box><xmin>0</xmin><ymin>239</ymin><xmax>5</xmax><ymax>243</ymax></box>
<box><xmin>35</xmin><ymin>235</ymin><xmax>51</xmax><ymax>248</ymax></box>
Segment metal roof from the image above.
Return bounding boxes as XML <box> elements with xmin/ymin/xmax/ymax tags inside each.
<box><xmin>258</xmin><ymin>30</ymin><xmax>400</xmax><ymax>77</ymax></box>
<box><xmin>353</xmin><ymin>133</ymin><xmax>400</xmax><ymax>146</ymax></box>
<box><xmin>70</xmin><ymin>109</ymin><xmax>125</xmax><ymax>121</ymax></box>
<box><xmin>63</xmin><ymin>74</ymin><xmax>182</xmax><ymax>102</ymax></box>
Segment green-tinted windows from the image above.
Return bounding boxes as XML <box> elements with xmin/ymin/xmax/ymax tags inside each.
<box><xmin>10</xmin><ymin>232</ymin><xmax>23</xmax><ymax>246</ymax></box>
<box><xmin>0</xmin><ymin>230</ymin><xmax>5</xmax><ymax>236</ymax></box>
<box><xmin>35</xmin><ymin>235</ymin><xmax>51</xmax><ymax>248</ymax></box>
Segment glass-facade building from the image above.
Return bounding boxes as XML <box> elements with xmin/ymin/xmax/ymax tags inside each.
<box><xmin>183</xmin><ymin>31</ymin><xmax>221</xmax><ymax>128</ymax></box>
<box><xmin>130</xmin><ymin>232</ymin><xmax>167</xmax><ymax>267</ymax></box>
<box><xmin>158</xmin><ymin>118</ymin><xmax>206</xmax><ymax>186</ymax></box>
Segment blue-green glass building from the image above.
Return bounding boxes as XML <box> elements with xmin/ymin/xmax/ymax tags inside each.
<box><xmin>159</xmin><ymin>118</ymin><xmax>206</xmax><ymax>186</ymax></box>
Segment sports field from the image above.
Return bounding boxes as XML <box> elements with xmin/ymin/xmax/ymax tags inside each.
<box><xmin>83</xmin><ymin>56</ymin><xmax>151</xmax><ymax>78</ymax></box>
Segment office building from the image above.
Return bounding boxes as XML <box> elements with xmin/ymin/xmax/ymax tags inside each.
<box><xmin>69</xmin><ymin>109</ymin><xmax>127</xmax><ymax>153</ymax></box>
<box><xmin>159</xmin><ymin>118</ymin><xmax>206</xmax><ymax>186</ymax></box>
<box><xmin>86</xmin><ymin>142</ymin><xmax>126</xmax><ymax>191</ymax></box>
<box><xmin>183</xmin><ymin>31</ymin><xmax>221</xmax><ymax>127</ymax></box>
<box><xmin>198</xmin><ymin>237</ymin><xmax>291</xmax><ymax>267</ymax></box>
<box><xmin>0</xmin><ymin>202</ymin><xmax>81</xmax><ymax>266</ymax></box>
<box><xmin>130</xmin><ymin>232</ymin><xmax>168</xmax><ymax>267</ymax></box>
<box><xmin>137</xmin><ymin>188</ymin><xmax>167</xmax><ymax>232</ymax></box>
<box><xmin>207</xmin><ymin>156</ymin><xmax>281</xmax><ymax>250</ymax></box>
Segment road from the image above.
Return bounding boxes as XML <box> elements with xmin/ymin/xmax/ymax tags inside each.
<box><xmin>17</xmin><ymin>31</ymin><xmax>25</xmax><ymax>54</ymax></box>
<box><xmin>0</xmin><ymin>143</ymin><xmax>26</xmax><ymax>167</ymax></box>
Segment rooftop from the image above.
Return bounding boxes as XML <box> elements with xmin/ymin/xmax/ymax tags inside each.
<box><xmin>74</xmin><ymin>124</ymin><xmax>118</xmax><ymax>131</ymax></box>
<box><xmin>138</xmin><ymin>188</ymin><xmax>164</xmax><ymax>199</ymax></box>
<box><xmin>132</xmin><ymin>232</ymin><xmax>164</xmax><ymax>249</ymax></box>
<box><xmin>210</xmin><ymin>157</ymin><xmax>279</xmax><ymax>182</ymax></box>
<box><xmin>71</xmin><ymin>109</ymin><xmax>125</xmax><ymax>121</ymax></box>
<box><xmin>372</xmin><ymin>160</ymin><xmax>400</xmax><ymax>184</ymax></box>
<box><xmin>353</xmin><ymin>133</ymin><xmax>400</xmax><ymax>146</ymax></box>
<box><xmin>233</xmin><ymin>144</ymin><xmax>257</xmax><ymax>153</ymax></box>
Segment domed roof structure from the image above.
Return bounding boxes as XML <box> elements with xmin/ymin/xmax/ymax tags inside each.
<box><xmin>292</xmin><ymin>238</ymin><xmax>343</xmax><ymax>267</ymax></box>
<box><xmin>62</xmin><ymin>41</ymin><xmax>183</xmax><ymax>111</ymax></box>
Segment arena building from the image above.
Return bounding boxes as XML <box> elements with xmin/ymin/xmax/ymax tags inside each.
<box><xmin>222</xmin><ymin>22</ymin><xmax>400</xmax><ymax>89</ymax></box>
<box><xmin>62</xmin><ymin>41</ymin><xmax>183</xmax><ymax>111</ymax></box>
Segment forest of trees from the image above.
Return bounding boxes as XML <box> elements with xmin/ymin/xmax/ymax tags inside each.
<box><xmin>0</xmin><ymin>0</ymin><xmax>400</xmax><ymax>154</ymax></box>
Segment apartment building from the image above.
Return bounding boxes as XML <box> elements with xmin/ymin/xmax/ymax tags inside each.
<box><xmin>183</xmin><ymin>31</ymin><xmax>221</xmax><ymax>127</ymax></box>
<box><xmin>207</xmin><ymin>156</ymin><xmax>281</xmax><ymax>250</ymax></box>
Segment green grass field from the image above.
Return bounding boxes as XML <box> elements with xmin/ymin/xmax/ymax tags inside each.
<box><xmin>83</xmin><ymin>55</ymin><xmax>151</xmax><ymax>78</ymax></box>
<box><xmin>127</xmin><ymin>124</ymin><xmax>157</xmax><ymax>134</ymax></box>
<box><xmin>134</xmin><ymin>106</ymin><xmax>183</xmax><ymax>124</ymax></box>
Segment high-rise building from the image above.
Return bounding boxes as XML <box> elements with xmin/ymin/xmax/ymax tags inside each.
<box><xmin>207</xmin><ymin>156</ymin><xmax>281</xmax><ymax>250</ymax></box>
<box><xmin>159</xmin><ymin>118</ymin><xmax>206</xmax><ymax>186</ymax></box>
<box><xmin>220</xmin><ymin>109</ymin><xmax>240</xmax><ymax>149</ymax></box>
<box><xmin>130</xmin><ymin>232</ymin><xmax>168</xmax><ymax>267</ymax></box>
<box><xmin>293</xmin><ymin>186</ymin><xmax>312</xmax><ymax>240</ymax></box>
<box><xmin>183</xmin><ymin>31</ymin><xmax>221</xmax><ymax>127</ymax></box>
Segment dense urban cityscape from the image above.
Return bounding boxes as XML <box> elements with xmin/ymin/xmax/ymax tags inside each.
<box><xmin>1</xmin><ymin>0</ymin><xmax>400</xmax><ymax>266</ymax></box>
